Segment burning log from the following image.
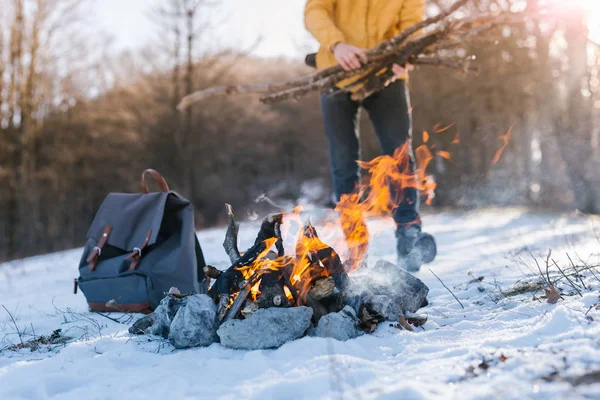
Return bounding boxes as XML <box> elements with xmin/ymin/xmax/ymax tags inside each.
<box><xmin>308</xmin><ymin>276</ymin><xmax>335</xmax><ymax>300</ymax></box>
<box><xmin>290</xmin><ymin>223</ymin><xmax>350</xmax><ymax>322</ymax></box>
<box><xmin>211</xmin><ymin>208</ymin><xmax>287</xmax><ymax>321</ymax></box>
<box><xmin>178</xmin><ymin>0</ymin><xmax>526</xmax><ymax>109</ymax></box>
<box><xmin>255</xmin><ymin>260</ymin><xmax>293</xmax><ymax>309</ymax></box>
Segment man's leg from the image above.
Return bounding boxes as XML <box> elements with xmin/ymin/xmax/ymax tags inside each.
<box><xmin>362</xmin><ymin>79</ymin><xmax>419</xmax><ymax>226</ymax></box>
<box><xmin>320</xmin><ymin>90</ymin><xmax>361</xmax><ymax>201</ymax></box>
<box><xmin>320</xmin><ymin>90</ymin><xmax>368</xmax><ymax>271</ymax></box>
<box><xmin>362</xmin><ymin>80</ymin><xmax>436</xmax><ymax>271</ymax></box>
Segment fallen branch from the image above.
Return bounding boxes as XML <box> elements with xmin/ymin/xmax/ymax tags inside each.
<box><xmin>178</xmin><ymin>1</ymin><xmax>526</xmax><ymax>109</ymax></box>
<box><xmin>429</xmin><ymin>269</ymin><xmax>465</xmax><ymax>309</ymax></box>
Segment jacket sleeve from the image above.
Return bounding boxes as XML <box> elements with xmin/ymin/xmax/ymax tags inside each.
<box><xmin>304</xmin><ymin>0</ymin><xmax>345</xmax><ymax>51</ymax></box>
<box><xmin>397</xmin><ymin>0</ymin><xmax>425</xmax><ymax>33</ymax></box>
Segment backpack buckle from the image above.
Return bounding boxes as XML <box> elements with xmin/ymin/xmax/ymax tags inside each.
<box><xmin>127</xmin><ymin>230</ymin><xmax>152</xmax><ymax>271</ymax></box>
<box><xmin>87</xmin><ymin>225</ymin><xmax>112</xmax><ymax>271</ymax></box>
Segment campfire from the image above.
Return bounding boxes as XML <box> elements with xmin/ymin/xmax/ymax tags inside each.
<box><xmin>207</xmin><ymin>204</ymin><xmax>350</xmax><ymax>326</ymax></box>
<box><xmin>129</xmin><ymin>142</ymin><xmax>434</xmax><ymax>349</ymax></box>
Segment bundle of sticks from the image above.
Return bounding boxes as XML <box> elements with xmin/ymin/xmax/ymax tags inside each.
<box><xmin>178</xmin><ymin>0</ymin><xmax>526</xmax><ymax>110</ymax></box>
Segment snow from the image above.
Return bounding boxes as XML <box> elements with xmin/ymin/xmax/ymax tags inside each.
<box><xmin>1</xmin><ymin>208</ymin><xmax>600</xmax><ymax>400</ymax></box>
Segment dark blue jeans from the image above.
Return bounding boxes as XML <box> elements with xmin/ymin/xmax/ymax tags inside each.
<box><xmin>320</xmin><ymin>79</ymin><xmax>420</xmax><ymax>227</ymax></box>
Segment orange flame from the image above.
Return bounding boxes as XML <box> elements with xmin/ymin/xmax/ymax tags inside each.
<box><xmin>437</xmin><ymin>150</ymin><xmax>452</xmax><ymax>160</ymax></box>
<box><xmin>491</xmin><ymin>126</ymin><xmax>513</xmax><ymax>165</ymax></box>
<box><xmin>332</xmin><ymin>142</ymin><xmax>439</xmax><ymax>272</ymax></box>
<box><xmin>433</xmin><ymin>122</ymin><xmax>455</xmax><ymax>133</ymax></box>
<box><xmin>291</xmin><ymin>226</ymin><xmax>332</xmax><ymax>301</ymax></box>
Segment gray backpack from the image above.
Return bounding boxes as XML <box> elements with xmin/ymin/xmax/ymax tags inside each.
<box><xmin>76</xmin><ymin>169</ymin><xmax>207</xmax><ymax>313</ymax></box>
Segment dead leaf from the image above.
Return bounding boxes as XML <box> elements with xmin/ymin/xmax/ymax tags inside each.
<box><xmin>406</xmin><ymin>314</ymin><xmax>428</xmax><ymax>327</ymax></box>
<box><xmin>105</xmin><ymin>299</ymin><xmax>118</xmax><ymax>309</ymax></box>
<box><xmin>478</xmin><ymin>361</ymin><xmax>490</xmax><ymax>370</ymax></box>
<box><xmin>423</xmin><ymin>130</ymin><xmax>429</xmax><ymax>143</ymax></box>
<box><xmin>397</xmin><ymin>316</ymin><xmax>414</xmax><ymax>331</ymax></box>
<box><xmin>451</xmin><ymin>132</ymin><xmax>460</xmax><ymax>144</ymax></box>
<box><xmin>468</xmin><ymin>276</ymin><xmax>485</xmax><ymax>284</ymax></box>
<box><xmin>544</xmin><ymin>286</ymin><xmax>561</xmax><ymax>304</ymax></box>
<box><xmin>499</xmin><ymin>354</ymin><xmax>507</xmax><ymax>362</ymax></box>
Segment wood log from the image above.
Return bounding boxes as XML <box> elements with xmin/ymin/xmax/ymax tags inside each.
<box><xmin>223</xmin><ymin>203</ymin><xmax>240</xmax><ymax>264</ymax></box>
<box><xmin>308</xmin><ymin>277</ymin><xmax>335</xmax><ymax>301</ymax></box>
<box><xmin>203</xmin><ymin>265</ymin><xmax>222</xmax><ymax>280</ymax></box>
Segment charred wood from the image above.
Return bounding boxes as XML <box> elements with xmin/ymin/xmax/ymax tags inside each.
<box><xmin>223</xmin><ymin>203</ymin><xmax>240</xmax><ymax>264</ymax></box>
<box><xmin>358</xmin><ymin>305</ymin><xmax>385</xmax><ymax>334</ymax></box>
<box><xmin>203</xmin><ymin>265</ymin><xmax>222</xmax><ymax>280</ymax></box>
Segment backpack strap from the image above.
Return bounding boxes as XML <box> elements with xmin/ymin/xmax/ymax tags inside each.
<box><xmin>141</xmin><ymin>169</ymin><xmax>169</xmax><ymax>194</ymax></box>
<box><xmin>87</xmin><ymin>224</ymin><xmax>112</xmax><ymax>271</ymax></box>
<box><xmin>126</xmin><ymin>229</ymin><xmax>153</xmax><ymax>271</ymax></box>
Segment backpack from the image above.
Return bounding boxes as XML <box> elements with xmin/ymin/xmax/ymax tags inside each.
<box><xmin>75</xmin><ymin>169</ymin><xmax>207</xmax><ymax>313</ymax></box>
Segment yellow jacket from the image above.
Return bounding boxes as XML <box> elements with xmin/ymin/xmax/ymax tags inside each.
<box><xmin>304</xmin><ymin>0</ymin><xmax>424</xmax><ymax>81</ymax></box>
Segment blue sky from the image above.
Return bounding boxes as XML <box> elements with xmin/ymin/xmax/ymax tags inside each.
<box><xmin>91</xmin><ymin>0</ymin><xmax>316</xmax><ymax>59</ymax></box>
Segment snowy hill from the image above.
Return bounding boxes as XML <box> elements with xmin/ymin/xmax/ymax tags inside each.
<box><xmin>1</xmin><ymin>208</ymin><xmax>600</xmax><ymax>400</ymax></box>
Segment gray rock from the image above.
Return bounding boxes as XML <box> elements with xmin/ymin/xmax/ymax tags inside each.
<box><xmin>362</xmin><ymin>294</ymin><xmax>402</xmax><ymax>320</ymax></box>
<box><xmin>168</xmin><ymin>294</ymin><xmax>218</xmax><ymax>349</ymax></box>
<box><xmin>312</xmin><ymin>306</ymin><xmax>361</xmax><ymax>341</ymax></box>
<box><xmin>345</xmin><ymin>260</ymin><xmax>429</xmax><ymax>314</ymax></box>
<box><xmin>148</xmin><ymin>296</ymin><xmax>183</xmax><ymax>338</ymax></box>
<box><xmin>217</xmin><ymin>306</ymin><xmax>313</xmax><ymax>350</ymax></box>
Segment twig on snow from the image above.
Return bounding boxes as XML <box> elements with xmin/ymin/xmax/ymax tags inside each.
<box><xmin>2</xmin><ymin>305</ymin><xmax>24</xmax><ymax>347</ymax></box>
<box><xmin>429</xmin><ymin>269</ymin><xmax>465</xmax><ymax>309</ymax></box>
<box><xmin>552</xmin><ymin>259</ymin><xmax>583</xmax><ymax>297</ymax></box>
<box><xmin>565</xmin><ymin>253</ymin><xmax>589</xmax><ymax>289</ymax></box>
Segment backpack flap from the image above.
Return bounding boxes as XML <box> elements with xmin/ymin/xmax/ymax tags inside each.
<box><xmin>86</xmin><ymin>192</ymin><xmax>174</xmax><ymax>253</ymax></box>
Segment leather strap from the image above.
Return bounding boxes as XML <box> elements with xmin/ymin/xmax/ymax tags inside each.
<box><xmin>87</xmin><ymin>225</ymin><xmax>112</xmax><ymax>271</ymax></box>
<box><xmin>88</xmin><ymin>301</ymin><xmax>152</xmax><ymax>314</ymax></box>
<box><xmin>141</xmin><ymin>169</ymin><xmax>169</xmax><ymax>194</ymax></box>
<box><xmin>126</xmin><ymin>229</ymin><xmax>152</xmax><ymax>271</ymax></box>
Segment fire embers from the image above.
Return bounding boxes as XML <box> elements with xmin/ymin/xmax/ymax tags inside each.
<box><xmin>207</xmin><ymin>204</ymin><xmax>350</xmax><ymax>325</ymax></box>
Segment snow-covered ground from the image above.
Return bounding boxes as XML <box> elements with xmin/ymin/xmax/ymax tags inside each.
<box><xmin>1</xmin><ymin>208</ymin><xmax>600</xmax><ymax>400</ymax></box>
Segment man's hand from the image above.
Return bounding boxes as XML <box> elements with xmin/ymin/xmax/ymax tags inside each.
<box><xmin>332</xmin><ymin>42</ymin><xmax>367</xmax><ymax>71</ymax></box>
<box><xmin>392</xmin><ymin>63</ymin><xmax>414</xmax><ymax>78</ymax></box>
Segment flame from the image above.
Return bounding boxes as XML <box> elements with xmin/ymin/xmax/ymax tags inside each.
<box><xmin>433</xmin><ymin>122</ymin><xmax>455</xmax><ymax>133</ymax></box>
<box><xmin>291</xmin><ymin>226</ymin><xmax>332</xmax><ymax>301</ymax></box>
<box><xmin>224</xmin><ymin>128</ymin><xmax>457</xmax><ymax>307</ymax></box>
<box><xmin>283</xmin><ymin>286</ymin><xmax>295</xmax><ymax>303</ymax></box>
<box><xmin>235</xmin><ymin>237</ymin><xmax>279</xmax><ymax>280</ymax></box>
<box><xmin>250</xmin><ymin>279</ymin><xmax>261</xmax><ymax>302</ymax></box>
<box><xmin>331</xmin><ymin>142</ymin><xmax>440</xmax><ymax>272</ymax></box>
<box><xmin>437</xmin><ymin>150</ymin><xmax>452</xmax><ymax>160</ymax></box>
<box><xmin>491</xmin><ymin>126</ymin><xmax>513</xmax><ymax>165</ymax></box>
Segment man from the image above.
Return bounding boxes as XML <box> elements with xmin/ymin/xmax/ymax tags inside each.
<box><xmin>304</xmin><ymin>0</ymin><xmax>436</xmax><ymax>271</ymax></box>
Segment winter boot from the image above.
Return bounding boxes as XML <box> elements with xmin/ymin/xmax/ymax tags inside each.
<box><xmin>396</xmin><ymin>225</ymin><xmax>437</xmax><ymax>272</ymax></box>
